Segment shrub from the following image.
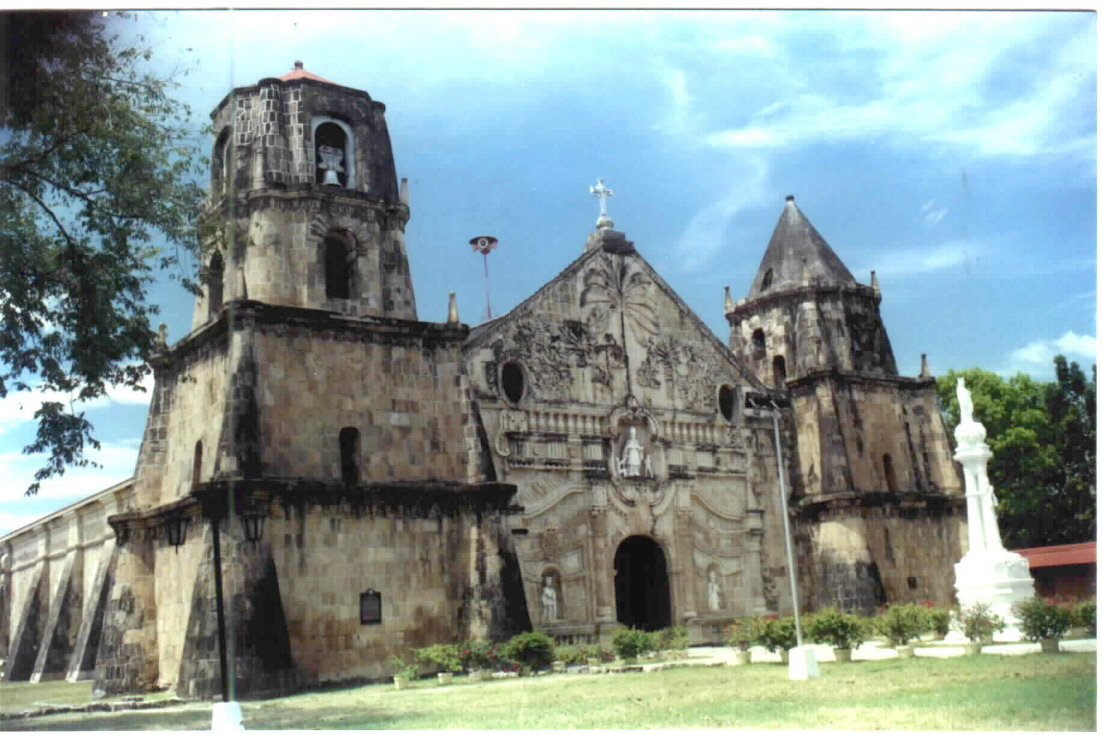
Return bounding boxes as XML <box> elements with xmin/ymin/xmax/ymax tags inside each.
<box><xmin>584</xmin><ymin>642</ymin><xmax>615</xmax><ymax>663</ymax></box>
<box><xmin>503</xmin><ymin>631</ymin><xmax>556</xmax><ymax>671</ymax></box>
<box><xmin>726</xmin><ymin>617</ymin><xmax>765</xmax><ymax>651</ymax></box>
<box><xmin>388</xmin><ymin>655</ymin><xmax>418</xmax><ymax>680</ymax></box>
<box><xmin>611</xmin><ymin>627</ymin><xmax>656</xmax><ymax>660</ymax></box>
<box><xmin>875</xmin><ymin>603</ymin><xmax>927</xmax><ymax>646</ymax></box>
<box><xmin>1073</xmin><ymin>599</ymin><xmax>1096</xmax><ymax>637</ymax></box>
<box><xmin>807</xmin><ymin>608</ymin><xmax>867</xmax><ymax>650</ymax></box>
<box><xmin>413</xmin><ymin>643</ymin><xmax>462</xmax><ymax>673</ymax></box>
<box><xmin>655</xmin><ymin>625</ymin><xmax>690</xmax><ymax>653</ymax></box>
<box><xmin>925</xmin><ymin>608</ymin><xmax>952</xmax><ymax>638</ymax></box>
<box><xmin>957</xmin><ymin>602</ymin><xmax>1005</xmax><ymax>642</ymax></box>
<box><xmin>1014</xmin><ymin>597</ymin><xmax>1073</xmax><ymax>642</ymax></box>
<box><xmin>554</xmin><ymin>644</ymin><xmax>589</xmax><ymax>665</ymax></box>
<box><xmin>757</xmin><ymin>616</ymin><xmax>797</xmax><ymax>653</ymax></box>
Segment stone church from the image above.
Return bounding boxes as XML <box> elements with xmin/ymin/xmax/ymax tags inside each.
<box><xmin>0</xmin><ymin>64</ymin><xmax>966</xmax><ymax>698</ymax></box>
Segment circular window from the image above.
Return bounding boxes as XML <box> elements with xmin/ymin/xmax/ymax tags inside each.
<box><xmin>717</xmin><ymin>385</ymin><xmax>736</xmax><ymax>422</ymax></box>
<box><xmin>500</xmin><ymin>361</ymin><xmax>526</xmax><ymax>404</ymax></box>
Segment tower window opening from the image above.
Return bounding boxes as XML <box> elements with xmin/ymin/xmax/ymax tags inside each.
<box><xmin>339</xmin><ymin>427</ymin><xmax>360</xmax><ymax>483</ymax></box>
<box><xmin>761</xmin><ymin>268</ymin><xmax>773</xmax><ymax>290</ymax></box>
<box><xmin>207</xmin><ymin>251</ymin><xmax>224</xmax><ymax>318</ymax></box>
<box><xmin>192</xmin><ymin>441</ymin><xmax>203</xmax><ymax>488</ymax></box>
<box><xmin>772</xmin><ymin>355</ymin><xmax>787</xmax><ymax>388</ymax></box>
<box><xmin>751</xmin><ymin>328</ymin><xmax>766</xmax><ymax>352</ymax></box>
<box><xmin>324</xmin><ymin>233</ymin><xmax>353</xmax><ymax>299</ymax></box>
<box><xmin>883</xmin><ymin>454</ymin><xmax>899</xmax><ymax>494</ymax></box>
<box><xmin>717</xmin><ymin>384</ymin><xmax>736</xmax><ymax>422</ymax></box>
<box><xmin>314</xmin><ymin>120</ymin><xmax>351</xmax><ymax>188</ymax></box>
<box><xmin>212</xmin><ymin>128</ymin><xmax>231</xmax><ymax>195</ymax></box>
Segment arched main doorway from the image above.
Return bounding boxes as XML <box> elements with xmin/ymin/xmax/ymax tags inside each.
<box><xmin>614</xmin><ymin>536</ymin><xmax>672</xmax><ymax>631</ymax></box>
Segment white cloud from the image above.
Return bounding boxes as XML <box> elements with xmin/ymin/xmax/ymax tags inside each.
<box><xmin>673</xmin><ymin>156</ymin><xmax>771</xmax><ymax>273</ymax></box>
<box><xmin>864</xmin><ymin>239</ymin><xmax>984</xmax><ymax>278</ymax></box>
<box><xmin>701</xmin><ymin>13</ymin><xmax>1095</xmax><ymax>163</ymax></box>
<box><xmin>712</xmin><ymin>35</ymin><xmax>778</xmax><ymax>57</ymax></box>
<box><xmin>653</xmin><ymin>64</ymin><xmax>693</xmax><ymax>136</ymax></box>
<box><xmin>1004</xmin><ymin>331</ymin><xmax>1098</xmax><ymax>377</ymax></box>
<box><xmin>0</xmin><ymin>373</ymin><xmax>154</xmax><ymax>435</ymax></box>
<box><xmin>921</xmin><ymin>200</ymin><xmax>948</xmax><ymax>226</ymax></box>
<box><xmin>0</xmin><ymin>439</ymin><xmax>140</xmax><ymax>507</ymax></box>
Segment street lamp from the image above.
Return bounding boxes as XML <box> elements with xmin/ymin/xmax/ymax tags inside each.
<box><xmin>163</xmin><ymin>514</ymin><xmax>190</xmax><ymax>549</ymax></box>
<box><xmin>749</xmin><ymin>392</ymin><xmax>820</xmax><ymax>681</ymax></box>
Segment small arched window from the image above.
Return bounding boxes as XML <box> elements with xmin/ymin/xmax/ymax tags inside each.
<box><xmin>324</xmin><ymin>233</ymin><xmax>353</xmax><ymax>299</ymax></box>
<box><xmin>207</xmin><ymin>251</ymin><xmax>224</xmax><ymax>317</ymax></box>
<box><xmin>772</xmin><ymin>355</ymin><xmax>787</xmax><ymax>388</ymax></box>
<box><xmin>192</xmin><ymin>441</ymin><xmax>203</xmax><ymax>488</ymax></box>
<box><xmin>212</xmin><ymin>128</ymin><xmax>230</xmax><ymax>195</ymax></box>
<box><xmin>883</xmin><ymin>454</ymin><xmax>898</xmax><ymax>494</ymax></box>
<box><xmin>751</xmin><ymin>328</ymin><xmax>766</xmax><ymax>351</ymax></box>
<box><xmin>312</xmin><ymin>117</ymin><xmax>355</xmax><ymax>188</ymax></box>
<box><xmin>761</xmin><ymin>268</ymin><xmax>774</xmax><ymax>290</ymax></box>
<box><xmin>339</xmin><ymin>427</ymin><xmax>360</xmax><ymax>483</ymax></box>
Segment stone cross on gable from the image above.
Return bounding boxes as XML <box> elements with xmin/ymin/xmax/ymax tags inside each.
<box><xmin>590</xmin><ymin>178</ymin><xmax>615</xmax><ymax>230</ymax></box>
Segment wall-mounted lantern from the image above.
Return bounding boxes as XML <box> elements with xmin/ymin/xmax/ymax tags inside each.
<box><xmin>164</xmin><ymin>514</ymin><xmax>190</xmax><ymax>549</ymax></box>
<box><xmin>241</xmin><ymin>503</ymin><xmax>267</xmax><ymax>544</ymax></box>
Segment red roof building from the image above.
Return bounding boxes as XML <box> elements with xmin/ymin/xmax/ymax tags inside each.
<box><xmin>1014</xmin><ymin>541</ymin><xmax>1096</xmax><ymax>600</ymax></box>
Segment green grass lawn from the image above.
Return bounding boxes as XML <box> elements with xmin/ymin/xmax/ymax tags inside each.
<box><xmin>2</xmin><ymin>652</ymin><xmax>1095</xmax><ymax>730</ymax></box>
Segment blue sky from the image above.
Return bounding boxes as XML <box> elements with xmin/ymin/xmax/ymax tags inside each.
<box><xmin>0</xmin><ymin>9</ymin><xmax>1095</xmax><ymax>534</ymax></box>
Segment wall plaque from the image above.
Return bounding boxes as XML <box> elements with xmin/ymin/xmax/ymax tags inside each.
<box><xmin>360</xmin><ymin>588</ymin><xmax>382</xmax><ymax>625</ymax></box>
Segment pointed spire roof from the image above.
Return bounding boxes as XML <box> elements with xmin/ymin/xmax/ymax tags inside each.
<box><xmin>748</xmin><ymin>196</ymin><xmax>856</xmax><ymax>297</ymax></box>
<box><xmin>278</xmin><ymin>60</ymin><xmax>337</xmax><ymax>85</ymax></box>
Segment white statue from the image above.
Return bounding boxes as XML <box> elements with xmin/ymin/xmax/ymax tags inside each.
<box><xmin>318</xmin><ymin>144</ymin><xmax>345</xmax><ymax>185</ymax></box>
<box><xmin>541</xmin><ymin>576</ymin><xmax>558</xmax><ymax>622</ymax></box>
<box><xmin>618</xmin><ymin>427</ymin><xmax>644</xmax><ymax>478</ymax></box>
<box><xmin>952</xmin><ymin>378</ymin><xmax>1034</xmax><ymax>640</ymax></box>
<box><xmin>707</xmin><ymin>569</ymin><xmax>722</xmax><ymax>611</ymax></box>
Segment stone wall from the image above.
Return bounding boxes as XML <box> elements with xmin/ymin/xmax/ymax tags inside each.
<box><xmin>0</xmin><ymin>482</ymin><xmax>131</xmax><ymax>684</ymax></box>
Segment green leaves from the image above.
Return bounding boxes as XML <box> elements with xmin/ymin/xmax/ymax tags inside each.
<box><xmin>936</xmin><ymin>359</ymin><xmax>1096</xmax><ymax>548</ymax></box>
<box><xmin>1</xmin><ymin>12</ymin><xmax>204</xmax><ymax>493</ymax></box>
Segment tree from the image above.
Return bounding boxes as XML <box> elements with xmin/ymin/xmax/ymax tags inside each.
<box><xmin>936</xmin><ymin>357</ymin><xmax>1096</xmax><ymax>548</ymax></box>
<box><xmin>1</xmin><ymin>11</ymin><xmax>205</xmax><ymax>493</ymax></box>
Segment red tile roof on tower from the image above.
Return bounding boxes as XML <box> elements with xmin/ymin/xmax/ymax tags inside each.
<box><xmin>278</xmin><ymin>60</ymin><xmax>336</xmax><ymax>85</ymax></box>
<box><xmin>1014</xmin><ymin>541</ymin><xmax>1096</xmax><ymax>569</ymax></box>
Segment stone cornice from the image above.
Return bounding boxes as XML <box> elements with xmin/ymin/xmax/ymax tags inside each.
<box><xmin>151</xmin><ymin>301</ymin><xmax>468</xmax><ymax>371</ymax></box>
<box><xmin>793</xmin><ymin>490</ymin><xmax>965</xmax><ymax>522</ymax></box>
<box><xmin>725</xmin><ymin>281</ymin><xmax>880</xmax><ymax>323</ymax></box>
<box><xmin>785</xmin><ymin>367</ymin><xmax>936</xmax><ymax>392</ymax></box>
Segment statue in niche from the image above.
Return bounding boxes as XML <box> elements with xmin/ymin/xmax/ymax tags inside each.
<box><xmin>707</xmin><ymin>568</ymin><xmax>723</xmax><ymax>611</ymax></box>
<box><xmin>541</xmin><ymin>575</ymin><xmax>559</xmax><ymax>622</ymax></box>
<box><xmin>317</xmin><ymin>144</ymin><xmax>345</xmax><ymax>186</ymax></box>
<box><xmin>617</xmin><ymin>426</ymin><xmax>646</xmax><ymax>478</ymax></box>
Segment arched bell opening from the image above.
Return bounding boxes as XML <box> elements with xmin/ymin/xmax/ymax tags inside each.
<box><xmin>613</xmin><ymin>535</ymin><xmax>671</xmax><ymax>631</ymax></box>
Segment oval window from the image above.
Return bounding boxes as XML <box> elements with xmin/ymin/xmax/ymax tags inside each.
<box><xmin>751</xmin><ymin>328</ymin><xmax>766</xmax><ymax>350</ymax></box>
<box><xmin>717</xmin><ymin>385</ymin><xmax>736</xmax><ymax>422</ymax></box>
<box><xmin>500</xmin><ymin>361</ymin><xmax>526</xmax><ymax>404</ymax></box>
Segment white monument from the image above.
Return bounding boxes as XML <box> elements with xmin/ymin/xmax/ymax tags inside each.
<box><xmin>952</xmin><ymin>378</ymin><xmax>1035</xmax><ymax>640</ymax></box>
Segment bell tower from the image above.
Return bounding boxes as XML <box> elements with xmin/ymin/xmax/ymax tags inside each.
<box><xmin>194</xmin><ymin>61</ymin><xmax>416</xmax><ymax>326</ymax></box>
<box><xmin>726</xmin><ymin>196</ymin><xmax>965</xmax><ymax>611</ymax></box>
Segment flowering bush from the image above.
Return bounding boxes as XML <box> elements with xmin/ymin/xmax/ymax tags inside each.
<box><xmin>612</xmin><ymin>627</ymin><xmax>656</xmax><ymax>660</ymax></box>
<box><xmin>503</xmin><ymin>631</ymin><xmax>556</xmax><ymax>671</ymax></box>
<box><xmin>554</xmin><ymin>644</ymin><xmax>588</xmax><ymax>665</ymax></box>
<box><xmin>413</xmin><ymin>643</ymin><xmax>463</xmax><ymax>673</ymax></box>
<box><xmin>807</xmin><ymin>608</ymin><xmax>867</xmax><ymax>650</ymax></box>
<box><xmin>1014</xmin><ymin>596</ymin><xmax>1073</xmax><ymax>642</ymax></box>
<box><xmin>956</xmin><ymin>602</ymin><xmax>1005</xmax><ymax>642</ymax></box>
<box><xmin>875</xmin><ymin>603</ymin><xmax>927</xmax><ymax>646</ymax></box>
<box><xmin>726</xmin><ymin>617</ymin><xmax>766</xmax><ymax>651</ymax></box>
<box><xmin>757</xmin><ymin>616</ymin><xmax>797</xmax><ymax>653</ymax></box>
<box><xmin>457</xmin><ymin>641</ymin><xmax>503</xmax><ymax>672</ymax></box>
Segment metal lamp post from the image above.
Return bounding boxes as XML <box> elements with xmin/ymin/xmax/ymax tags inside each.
<box><xmin>750</xmin><ymin>392</ymin><xmax>819</xmax><ymax>680</ymax></box>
